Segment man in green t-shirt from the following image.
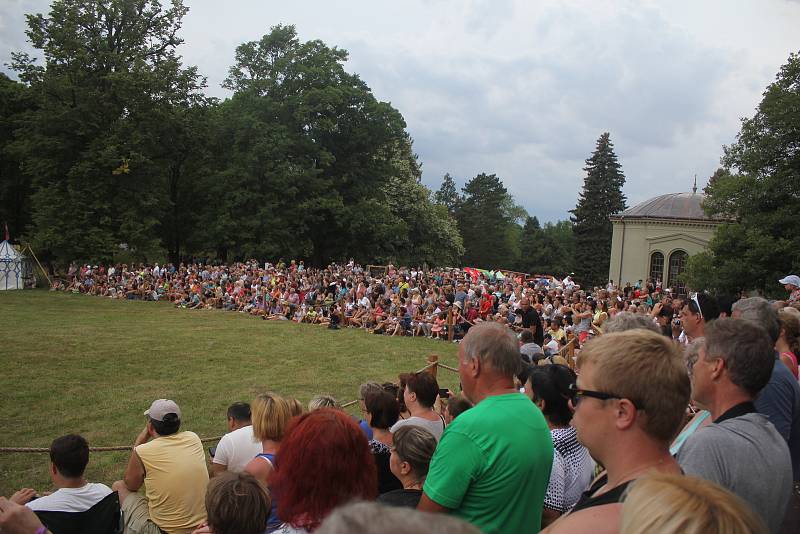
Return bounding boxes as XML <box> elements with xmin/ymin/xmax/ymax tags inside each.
<box><xmin>418</xmin><ymin>322</ymin><xmax>553</xmax><ymax>533</ymax></box>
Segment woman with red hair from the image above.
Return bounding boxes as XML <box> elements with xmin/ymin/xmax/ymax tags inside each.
<box><xmin>272</xmin><ymin>409</ymin><xmax>378</xmax><ymax>533</ymax></box>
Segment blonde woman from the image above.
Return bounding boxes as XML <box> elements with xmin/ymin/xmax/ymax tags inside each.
<box><xmin>620</xmin><ymin>473</ymin><xmax>767</xmax><ymax>534</ymax></box>
<box><xmin>244</xmin><ymin>393</ymin><xmax>293</xmax><ymax>533</ymax></box>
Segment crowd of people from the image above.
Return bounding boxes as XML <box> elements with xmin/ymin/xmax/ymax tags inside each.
<box><xmin>3</xmin><ymin>264</ymin><xmax>800</xmax><ymax>533</ymax></box>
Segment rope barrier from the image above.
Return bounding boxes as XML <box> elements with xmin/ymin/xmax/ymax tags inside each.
<box><xmin>0</xmin><ymin>435</ymin><xmax>223</xmax><ymax>454</ymax></box>
<box><xmin>2</xmin><ymin>359</ymin><xmax>450</xmax><ymax>453</ymax></box>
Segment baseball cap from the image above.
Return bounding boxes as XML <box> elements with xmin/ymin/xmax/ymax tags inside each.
<box><xmin>779</xmin><ymin>275</ymin><xmax>800</xmax><ymax>287</ymax></box>
<box><xmin>144</xmin><ymin>399</ymin><xmax>182</xmax><ymax>421</ymax></box>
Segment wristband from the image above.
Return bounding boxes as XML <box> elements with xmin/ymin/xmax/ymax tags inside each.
<box><xmin>36</xmin><ymin>527</ymin><xmax>48</xmax><ymax>534</ymax></box>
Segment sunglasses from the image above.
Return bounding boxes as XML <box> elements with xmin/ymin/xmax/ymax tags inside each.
<box><xmin>688</xmin><ymin>292</ymin><xmax>703</xmax><ymax>319</ymax></box>
<box><xmin>568</xmin><ymin>383</ymin><xmax>642</xmax><ymax>410</ymax></box>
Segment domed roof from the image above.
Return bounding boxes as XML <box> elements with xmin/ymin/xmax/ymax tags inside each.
<box><xmin>614</xmin><ymin>192</ymin><xmax>718</xmax><ymax>221</ymax></box>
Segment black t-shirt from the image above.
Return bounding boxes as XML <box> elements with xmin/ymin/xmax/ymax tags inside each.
<box><xmin>521</xmin><ymin>307</ymin><xmax>544</xmax><ymax>346</ymax></box>
<box><xmin>378</xmin><ymin>488</ymin><xmax>422</xmax><ymax>508</ymax></box>
<box><xmin>571</xmin><ymin>474</ymin><xmax>632</xmax><ymax>513</ymax></box>
<box><xmin>370</xmin><ymin>442</ymin><xmax>402</xmax><ymax>494</ymax></box>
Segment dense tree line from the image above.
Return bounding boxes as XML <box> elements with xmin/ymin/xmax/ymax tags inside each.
<box><xmin>0</xmin><ymin>0</ymin><xmax>586</xmax><ymax>275</ymax></box>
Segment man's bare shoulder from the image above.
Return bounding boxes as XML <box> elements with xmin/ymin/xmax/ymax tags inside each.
<box><xmin>541</xmin><ymin>503</ymin><xmax>622</xmax><ymax>534</ymax></box>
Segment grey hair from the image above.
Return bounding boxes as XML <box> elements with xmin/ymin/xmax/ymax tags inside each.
<box><xmin>316</xmin><ymin>501</ymin><xmax>481</xmax><ymax>534</ymax></box>
<box><xmin>393</xmin><ymin>425</ymin><xmax>437</xmax><ymax>480</ymax></box>
<box><xmin>308</xmin><ymin>394</ymin><xmax>340</xmax><ymax>411</ymax></box>
<box><xmin>705</xmin><ymin>318</ymin><xmax>774</xmax><ymax>396</ymax></box>
<box><xmin>732</xmin><ymin>297</ymin><xmax>780</xmax><ymax>343</ymax></box>
<box><xmin>604</xmin><ymin>312</ymin><xmax>660</xmax><ymax>334</ymax></box>
<box><xmin>461</xmin><ymin>322</ymin><xmax>521</xmax><ymax>378</ymax></box>
<box><xmin>358</xmin><ymin>382</ymin><xmax>382</xmax><ymax>400</ymax></box>
<box><xmin>685</xmin><ymin>337</ymin><xmax>705</xmax><ymax>374</ymax></box>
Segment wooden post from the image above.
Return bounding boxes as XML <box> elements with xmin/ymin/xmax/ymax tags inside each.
<box><xmin>567</xmin><ymin>336</ymin><xmax>576</xmax><ymax>370</ymax></box>
<box><xmin>426</xmin><ymin>354</ymin><xmax>439</xmax><ymax>379</ymax></box>
<box><xmin>447</xmin><ymin>307</ymin><xmax>454</xmax><ymax>342</ymax></box>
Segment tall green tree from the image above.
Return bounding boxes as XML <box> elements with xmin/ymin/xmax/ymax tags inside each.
<box><xmin>456</xmin><ymin>173</ymin><xmax>519</xmax><ymax>268</ymax></box>
<box><xmin>434</xmin><ymin>173</ymin><xmax>461</xmax><ymax>215</ymax></box>
<box><xmin>10</xmin><ymin>0</ymin><xmax>207</xmax><ymax>264</ymax></box>
<box><xmin>684</xmin><ymin>51</ymin><xmax>800</xmax><ymax>296</ymax></box>
<box><xmin>570</xmin><ymin>132</ymin><xmax>627</xmax><ymax>288</ymax></box>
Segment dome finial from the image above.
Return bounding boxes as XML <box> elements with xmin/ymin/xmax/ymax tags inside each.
<box><xmin>692</xmin><ymin>174</ymin><xmax>697</xmax><ymax>195</ymax></box>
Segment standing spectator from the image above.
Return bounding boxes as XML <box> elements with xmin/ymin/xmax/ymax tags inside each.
<box><xmin>780</xmin><ymin>274</ymin><xmax>800</xmax><ymax>305</ymax></box>
<box><xmin>418</xmin><ymin>322</ymin><xmax>553</xmax><ymax>533</ymax></box>
<box><xmin>526</xmin><ymin>366</ymin><xmax>595</xmax><ymax>528</ymax></box>
<box><xmin>678</xmin><ymin>292</ymin><xmax>719</xmax><ymax>343</ymax></box>
<box><xmin>391</xmin><ymin>372</ymin><xmax>445</xmax><ymax>441</ymax></box>
<box><xmin>364</xmin><ymin>390</ymin><xmax>402</xmax><ymax>494</ymax></box>
<box><xmin>211</xmin><ymin>402</ymin><xmax>263</xmax><ymax>476</ymax></box>
<box><xmin>733</xmin><ymin>297</ymin><xmax>800</xmax><ymax>483</ymax></box>
<box><xmin>545</xmin><ymin>330</ymin><xmax>690</xmax><ymax>534</ymax></box>
<box><xmin>777</xmin><ymin>310</ymin><xmax>800</xmax><ymax>379</ymax></box>
<box><xmin>113</xmin><ymin>399</ymin><xmax>209</xmax><ymax>534</ymax></box>
<box><xmin>519</xmin><ymin>298</ymin><xmax>544</xmax><ymax>346</ymax></box>
<box><xmin>676</xmin><ymin>319</ymin><xmax>792</xmax><ymax>532</ymax></box>
<box><xmin>378</xmin><ymin>426</ymin><xmax>438</xmax><ymax>508</ymax></box>
<box><xmin>271</xmin><ymin>409</ymin><xmax>378</xmax><ymax>533</ymax></box>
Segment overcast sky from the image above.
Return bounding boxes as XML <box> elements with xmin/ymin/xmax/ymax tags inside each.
<box><xmin>2</xmin><ymin>0</ymin><xmax>798</xmax><ymax>222</ymax></box>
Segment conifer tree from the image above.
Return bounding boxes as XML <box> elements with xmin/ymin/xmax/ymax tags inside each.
<box><xmin>570</xmin><ymin>133</ymin><xmax>626</xmax><ymax>288</ymax></box>
<box><xmin>434</xmin><ymin>173</ymin><xmax>461</xmax><ymax>215</ymax></box>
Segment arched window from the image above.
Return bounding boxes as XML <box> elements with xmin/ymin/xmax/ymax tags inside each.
<box><xmin>649</xmin><ymin>252</ymin><xmax>664</xmax><ymax>284</ymax></box>
<box><xmin>668</xmin><ymin>250</ymin><xmax>688</xmax><ymax>296</ymax></box>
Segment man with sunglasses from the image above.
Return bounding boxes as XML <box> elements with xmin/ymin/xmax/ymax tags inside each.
<box><xmin>678</xmin><ymin>291</ymin><xmax>719</xmax><ymax>343</ymax></box>
<box><xmin>544</xmin><ymin>329</ymin><xmax>690</xmax><ymax>534</ymax></box>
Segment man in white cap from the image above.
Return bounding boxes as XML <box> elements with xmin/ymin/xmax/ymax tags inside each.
<box><xmin>779</xmin><ymin>274</ymin><xmax>800</xmax><ymax>305</ymax></box>
<box><xmin>113</xmin><ymin>399</ymin><xmax>208</xmax><ymax>534</ymax></box>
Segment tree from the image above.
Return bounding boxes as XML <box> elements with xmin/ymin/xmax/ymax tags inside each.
<box><xmin>434</xmin><ymin>173</ymin><xmax>461</xmax><ymax>214</ymax></box>
<box><xmin>10</xmin><ymin>0</ymin><xmax>207</xmax><ymax>264</ymax></box>
<box><xmin>456</xmin><ymin>173</ymin><xmax>520</xmax><ymax>268</ymax></box>
<box><xmin>684</xmin><ymin>51</ymin><xmax>800</xmax><ymax>296</ymax></box>
<box><xmin>0</xmin><ymin>74</ymin><xmax>35</xmax><ymax>240</ymax></box>
<box><xmin>570</xmin><ymin>133</ymin><xmax>627</xmax><ymax>288</ymax></box>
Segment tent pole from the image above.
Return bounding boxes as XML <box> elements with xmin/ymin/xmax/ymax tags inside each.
<box><xmin>22</xmin><ymin>243</ymin><xmax>52</xmax><ymax>287</ymax></box>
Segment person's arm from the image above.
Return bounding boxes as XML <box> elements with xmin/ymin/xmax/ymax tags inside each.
<box><xmin>0</xmin><ymin>497</ymin><xmax>52</xmax><ymax>534</ymax></box>
<box><xmin>417</xmin><ymin>492</ymin><xmax>451</xmax><ymax>514</ymax></box>
<box><xmin>123</xmin><ymin>450</ymin><xmax>146</xmax><ymax>491</ymax></box>
<box><xmin>209</xmin><ymin>463</ymin><xmax>227</xmax><ymax>477</ymax></box>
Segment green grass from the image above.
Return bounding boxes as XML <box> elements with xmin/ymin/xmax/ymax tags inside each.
<box><xmin>0</xmin><ymin>290</ymin><xmax>459</xmax><ymax>496</ymax></box>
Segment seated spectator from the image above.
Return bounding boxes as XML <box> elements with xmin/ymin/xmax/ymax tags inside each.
<box><xmin>10</xmin><ymin>434</ymin><xmax>112</xmax><ymax>521</ymax></box>
<box><xmin>191</xmin><ymin>472</ymin><xmax>271</xmax><ymax>534</ymax></box>
<box><xmin>271</xmin><ymin>409</ymin><xmax>378</xmax><ymax>533</ymax></box>
<box><xmin>308</xmin><ymin>394</ymin><xmax>340</xmax><ymax>411</ymax></box>
<box><xmin>545</xmin><ymin>330</ymin><xmax>690</xmax><ymax>534</ymax></box>
<box><xmin>676</xmin><ymin>319</ymin><xmax>792</xmax><ymax>532</ymax></box>
<box><xmin>364</xmin><ymin>390</ymin><xmax>403</xmax><ymax>494</ymax></box>
<box><xmin>113</xmin><ymin>399</ymin><xmax>209</xmax><ymax>534</ymax></box>
<box><xmin>244</xmin><ymin>393</ymin><xmax>293</xmax><ymax>533</ymax></box>
<box><xmin>391</xmin><ymin>372</ymin><xmax>445</xmax><ymax>441</ymax></box>
<box><xmin>526</xmin><ymin>366</ymin><xmax>595</xmax><ymax>528</ymax></box>
<box><xmin>519</xmin><ymin>329</ymin><xmax>544</xmax><ymax>363</ymax></box>
<box><xmin>211</xmin><ymin>402</ymin><xmax>263</xmax><ymax>476</ymax></box>
<box><xmin>316</xmin><ymin>501</ymin><xmax>481</xmax><ymax>534</ymax></box>
<box><xmin>619</xmin><ymin>473</ymin><xmax>767</xmax><ymax>534</ymax></box>
<box><xmin>378</xmin><ymin>426</ymin><xmax>437</xmax><ymax>508</ymax></box>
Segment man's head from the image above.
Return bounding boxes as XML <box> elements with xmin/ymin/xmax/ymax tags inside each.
<box><xmin>731</xmin><ymin>297</ymin><xmax>781</xmax><ymax>344</ymax></box>
<box><xmin>145</xmin><ymin>399</ymin><xmax>182</xmax><ymax>436</ymax></box>
<box><xmin>458</xmin><ymin>322</ymin><xmax>521</xmax><ymax>402</ymax></box>
<box><xmin>227</xmin><ymin>402</ymin><xmax>252</xmax><ymax>431</ymax></box>
<box><xmin>603</xmin><ymin>312</ymin><xmax>660</xmax><ymax>334</ymax></box>
<box><xmin>572</xmin><ymin>330</ymin><xmax>690</xmax><ymax>463</ymax></box>
<box><xmin>690</xmin><ymin>318</ymin><xmax>774</xmax><ymax>406</ymax></box>
<box><xmin>49</xmin><ymin>434</ymin><xmax>89</xmax><ymax>481</ymax></box>
<box><xmin>520</xmin><ymin>329</ymin><xmax>535</xmax><ymax>345</ymax></box>
<box><xmin>779</xmin><ymin>274</ymin><xmax>800</xmax><ymax>293</ymax></box>
<box><xmin>679</xmin><ymin>292</ymin><xmax>719</xmax><ymax>339</ymax></box>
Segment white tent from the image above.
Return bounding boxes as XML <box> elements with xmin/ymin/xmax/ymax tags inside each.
<box><xmin>0</xmin><ymin>240</ymin><xmax>24</xmax><ymax>290</ymax></box>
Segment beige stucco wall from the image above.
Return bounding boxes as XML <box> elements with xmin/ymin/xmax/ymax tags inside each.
<box><xmin>608</xmin><ymin>218</ymin><xmax>722</xmax><ymax>287</ymax></box>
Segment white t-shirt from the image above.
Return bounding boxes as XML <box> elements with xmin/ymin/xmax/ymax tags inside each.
<box><xmin>26</xmin><ymin>483</ymin><xmax>112</xmax><ymax>512</ymax></box>
<box><xmin>212</xmin><ymin>425</ymin><xmax>263</xmax><ymax>473</ymax></box>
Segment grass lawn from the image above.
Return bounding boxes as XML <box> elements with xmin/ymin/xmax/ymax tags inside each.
<box><xmin>0</xmin><ymin>290</ymin><xmax>459</xmax><ymax>496</ymax></box>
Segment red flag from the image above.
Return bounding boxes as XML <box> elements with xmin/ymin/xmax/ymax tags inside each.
<box><xmin>3</xmin><ymin>222</ymin><xmax>8</xmax><ymax>241</ymax></box>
